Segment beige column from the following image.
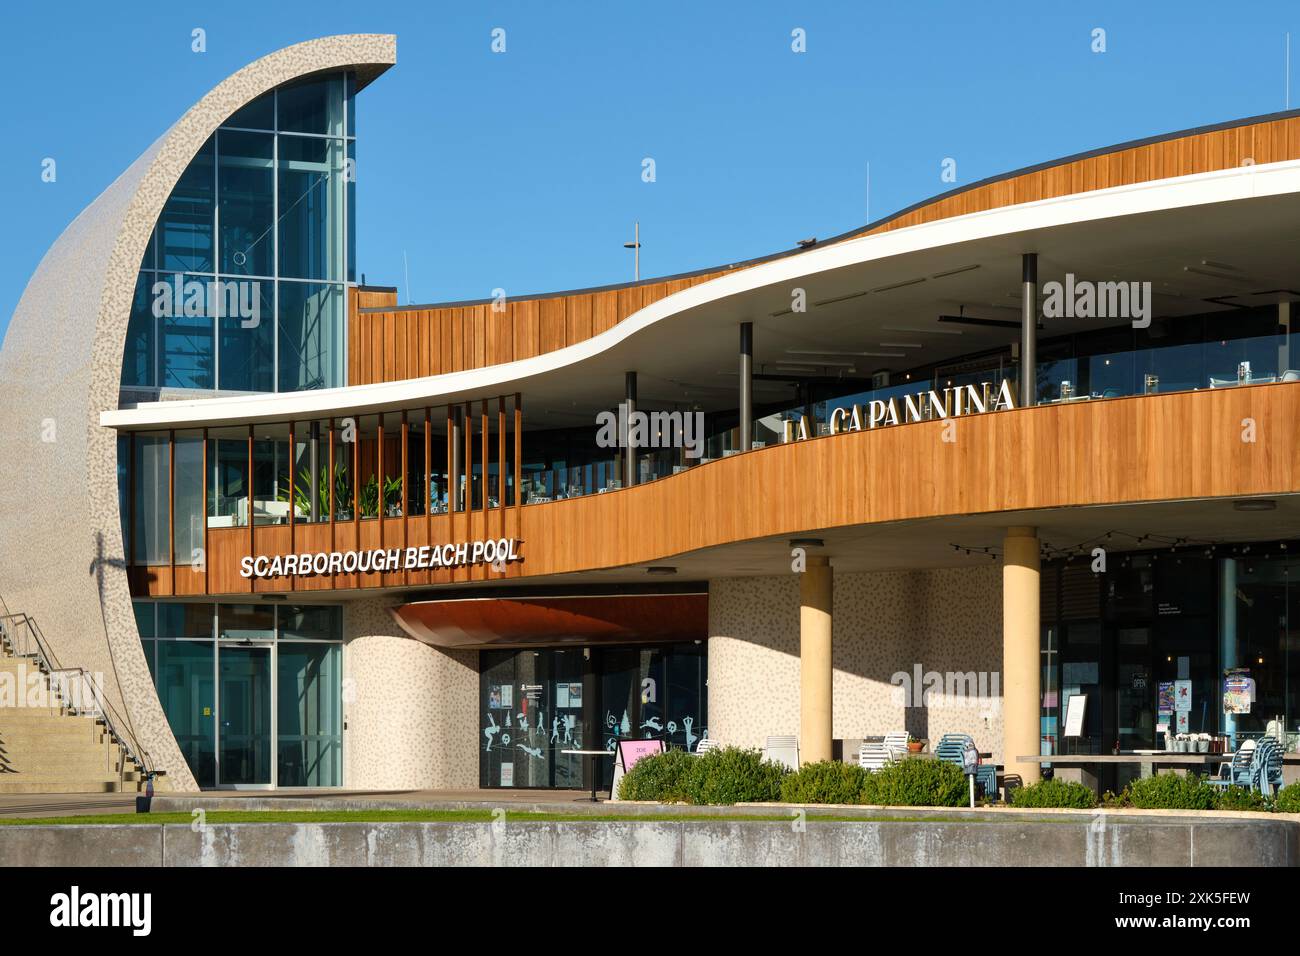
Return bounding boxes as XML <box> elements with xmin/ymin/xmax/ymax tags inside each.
<box><xmin>1003</xmin><ymin>526</ymin><xmax>1041</xmax><ymax>784</ymax></box>
<box><xmin>800</xmin><ymin>555</ymin><xmax>833</xmax><ymax>764</ymax></box>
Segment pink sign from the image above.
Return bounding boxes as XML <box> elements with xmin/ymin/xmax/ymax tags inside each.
<box><xmin>618</xmin><ymin>738</ymin><xmax>664</xmax><ymax>771</ymax></box>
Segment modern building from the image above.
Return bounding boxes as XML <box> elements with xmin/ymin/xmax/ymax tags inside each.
<box><xmin>2</xmin><ymin>34</ymin><xmax>1298</xmax><ymax>793</ymax></box>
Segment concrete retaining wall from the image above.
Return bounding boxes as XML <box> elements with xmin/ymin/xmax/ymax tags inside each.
<box><xmin>2</xmin><ymin>816</ymin><xmax>1297</xmax><ymax>866</ymax></box>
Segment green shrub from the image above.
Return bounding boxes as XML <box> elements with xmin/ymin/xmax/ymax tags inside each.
<box><xmin>616</xmin><ymin>748</ymin><xmax>697</xmax><ymax>802</ymax></box>
<box><xmin>1273</xmin><ymin>782</ymin><xmax>1300</xmax><ymax>814</ymax></box>
<box><xmin>1215</xmin><ymin>785</ymin><xmax>1271</xmax><ymax>812</ymax></box>
<box><xmin>684</xmin><ymin>747</ymin><xmax>789</xmax><ymax>805</ymax></box>
<box><xmin>1009</xmin><ymin>777</ymin><xmax>1098</xmax><ymax>809</ymax></box>
<box><xmin>779</xmin><ymin>760</ymin><xmax>870</xmax><ymax>805</ymax></box>
<box><xmin>1125</xmin><ymin>772</ymin><xmax>1220</xmax><ymax>810</ymax></box>
<box><xmin>860</xmin><ymin>757</ymin><xmax>968</xmax><ymax>807</ymax></box>
<box><xmin>1100</xmin><ymin>789</ymin><xmax>1130</xmax><ymax>809</ymax></box>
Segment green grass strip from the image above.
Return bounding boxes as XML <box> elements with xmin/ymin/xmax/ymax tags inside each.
<box><xmin>0</xmin><ymin>808</ymin><xmax>1093</xmax><ymax>826</ymax></box>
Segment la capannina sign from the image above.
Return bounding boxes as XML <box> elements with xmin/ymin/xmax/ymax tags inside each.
<box><xmin>785</xmin><ymin>378</ymin><xmax>1016</xmax><ymax>440</ymax></box>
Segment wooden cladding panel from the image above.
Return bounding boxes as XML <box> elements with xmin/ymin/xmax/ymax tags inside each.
<box><xmin>161</xmin><ymin>385</ymin><xmax>1300</xmax><ymax>597</ymax></box>
<box><xmin>349</xmin><ymin>116</ymin><xmax>1300</xmax><ymax>385</ymax></box>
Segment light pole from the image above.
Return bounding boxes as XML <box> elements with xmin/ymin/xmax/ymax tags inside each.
<box><xmin>623</xmin><ymin>221</ymin><xmax>641</xmax><ymax>281</ymax></box>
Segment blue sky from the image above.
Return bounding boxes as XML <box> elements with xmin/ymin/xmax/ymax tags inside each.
<box><xmin>1</xmin><ymin>1</ymin><xmax>1297</xmax><ymax>339</ymax></box>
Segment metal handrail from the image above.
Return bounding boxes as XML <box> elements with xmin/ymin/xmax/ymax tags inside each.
<box><xmin>0</xmin><ymin>611</ymin><xmax>154</xmax><ymax>781</ymax></box>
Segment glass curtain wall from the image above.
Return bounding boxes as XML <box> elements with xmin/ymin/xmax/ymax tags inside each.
<box><xmin>130</xmin><ymin>433</ymin><xmax>170</xmax><ymax>565</ymax></box>
<box><xmin>135</xmin><ymin>601</ymin><xmax>343</xmax><ymax>788</ymax></box>
<box><xmin>123</xmin><ymin>73</ymin><xmax>354</xmax><ymax>394</ymax></box>
<box><xmin>1042</xmin><ymin>547</ymin><xmax>1300</xmax><ymax>789</ymax></box>
<box><xmin>480</xmin><ymin>643</ymin><xmax>708</xmax><ymax>791</ymax></box>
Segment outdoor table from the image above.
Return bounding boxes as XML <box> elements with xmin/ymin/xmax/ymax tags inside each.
<box><xmin>561</xmin><ymin>749</ymin><xmax>614</xmax><ymax>802</ymax></box>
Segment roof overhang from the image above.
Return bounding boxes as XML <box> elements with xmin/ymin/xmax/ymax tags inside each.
<box><xmin>102</xmin><ymin>156</ymin><xmax>1300</xmax><ymax>432</ymax></box>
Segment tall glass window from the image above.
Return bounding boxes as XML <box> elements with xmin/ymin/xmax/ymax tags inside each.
<box><xmin>217</xmin><ymin>130</ymin><xmax>275</xmax><ymax>277</ymax></box>
<box><xmin>131</xmin><ymin>433</ymin><xmax>170</xmax><ymax>565</ymax></box>
<box><xmin>480</xmin><ymin>643</ymin><xmax>707</xmax><ymax>790</ymax></box>
<box><xmin>207</xmin><ymin>428</ymin><xmax>249</xmax><ymax>527</ymax></box>
<box><xmin>155</xmin><ymin>641</ymin><xmax>217</xmax><ymax>788</ymax></box>
<box><xmin>250</xmin><ymin>424</ymin><xmax>291</xmax><ymax>525</ymax></box>
<box><xmin>124</xmin><ymin>73</ymin><xmax>355</xmax><ymax>394</ymax></box>
<box><xmin>278</xmin><ymin>281</ymin><xmax>344</xmax><ymax>391</ymax></box>
<box><xmin>138</xmin><ymin>601</ymin><xmax>341</xmax><ymax>789</ymax></box>
<box><xmin>278</xmin><ymin>135</ymin><xmax>346</xmax><ymax>282</ymax></box>
<box><xmin>172</xmin><ymin>432</ymin><xmax>204</xmax><ymax>566</ymax></box>
<box><xmin>158</xmin><ymin>275</ymin><xmax>215</xmax><ymax>390</ymax></box>
<box><xmin>122</xmin><ymin>274</ymin><xmax>156</xmax><ymax>388</ymax></box>
<box><xmin>278</xmin><ymin>641</ymin><xmax>342</xmax><ymax>787</ymax></box>
<box><xmin>158</xmin><ymin>137</ymin><xmax>214</xmax><ymax>273</ymax></box>
<box><xmin>217</xmin><ymin>278</ymin><xmax>274</xmax><ymax>392</ymax></box>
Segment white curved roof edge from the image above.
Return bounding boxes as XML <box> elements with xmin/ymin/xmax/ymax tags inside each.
<box><xmin>102</xmin><ymin>156</ymin><xmax>1300</xmax><ymax>430</ymax></box>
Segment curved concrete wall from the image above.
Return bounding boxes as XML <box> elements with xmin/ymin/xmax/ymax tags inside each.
<box><xmin>0</xmin><ymin>35</ymin><xmax>396</xmax><ymax>789</ymax></box>
<box><xmin>343</xmin><ymin>599</ymin><xmax>478</xmax><ymax>790</ymax></box>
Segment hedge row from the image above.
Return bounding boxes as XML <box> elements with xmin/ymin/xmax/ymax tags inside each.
<box><xmin>617</xmin><ymin>749</ymin><xmax>967</xmax><ymax>807</ymax></box>
<box><xmin>619</xmin><ymin>748</ymin><xmax>1300</xmax><ymax>812</ymax></box>
<box><xmin>1014</xmin><ymin>774</ymin><xmax>1300</xmax><ymax>812</ymax></box>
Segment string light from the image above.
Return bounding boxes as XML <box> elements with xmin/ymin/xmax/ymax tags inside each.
<box><xmin>948</xmin><ymin>530</ymin><xmax>1300</xmax><ymax>566</ymax></box>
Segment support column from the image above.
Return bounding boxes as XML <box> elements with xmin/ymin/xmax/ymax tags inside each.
<box><xmin>450</xmin><ymin>408</ymin><xmax>462</xmax><ymax>512</ymax></box>
<box><xmin>1279</xmin><ymin>301</ymin><xmax>1292</xmax><ymax>376</ymax></box>
<box><xmin>739</xmin><ymin>322</ymin><xmax>753</xmax><ymax>451</ymax></box>
<box><xmin>624</xmin><ymin>370</ymin><xmax>637</xmax><ymax>488</ymax></box>
<box><xmin>1003</xmin><ymin>526</ymin><xmax>1041</xmax><ymax>784</ymax></box>
<box><xmin>308</xmin><ymin>421</ymin><xmax>320</xmax><ymax>522</ymax></box>
<box><xmin>1021</xmin><ymin>253</ymin><xmax>1038</xmax><ymax>407</ymax></box>
<box><xmin>800</xmin><ymin>555</ymin><xmax>833</xmax><ymax>764</ymax></box>
<box><xmin>1219</xmin><ymin>558</ymin><xmax>1238</xmax><ymax>748</ymax></box>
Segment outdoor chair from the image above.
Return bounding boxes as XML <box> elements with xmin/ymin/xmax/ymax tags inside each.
<box><xmin>1209</xmin><ymin>740</ymin><xmax>1256</xmax><ymax>789</ymax></box>
<box><xmin>858</xmin><ymin>740</ymin><xmax>892</xmax><ymax>771</ymax></box>
<box><xmin>936</xmin><ymin>733</ymin><xmax>998</xmax><ymax>799</ymax></box>
<box><xmin>1250</xmin><ymin>738</ymin><xmax>1284</xmax><ymax>798</ymax></box>
<box><xmin>763</xmin><ymin>735</ymin><xmax>800</xmax><ymax>771</ymax></box>
<box><xmin>695</xmin><ymin>737</ymin><xmax>721</xmax><ymax>755</ymax></box>
<box><xmin>883</xmin><ymin>731</ymin><xmax>909</xmax><ymax>760</ymax></box>
<box><xmin>1280</xmin><ymin>369</ymin><xmax>1300</xmax><ymax>382</ymax></box>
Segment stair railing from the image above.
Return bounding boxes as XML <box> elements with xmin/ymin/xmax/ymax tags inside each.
<box><xmin>0</xmin><ymin>610</ymin><xmax>155</xmax><ymax>783</ymax></box>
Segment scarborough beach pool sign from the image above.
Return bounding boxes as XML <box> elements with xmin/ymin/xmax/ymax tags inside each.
<box><xmin>240</xmin><ymin>538</ymin><xmax>524</xmax><ymax>580</ymax></box>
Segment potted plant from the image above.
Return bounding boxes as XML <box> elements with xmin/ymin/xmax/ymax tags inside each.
<box><xmin>906</xmin><ymin>734</ymin><xmax>924</xmax><ymax>754</ymax></box>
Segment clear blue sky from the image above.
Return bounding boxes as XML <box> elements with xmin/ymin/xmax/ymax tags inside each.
<box><xmin>1</xmin><ymin>1</ymin><xmax>1296</xmax><ymax>339</ymax></box>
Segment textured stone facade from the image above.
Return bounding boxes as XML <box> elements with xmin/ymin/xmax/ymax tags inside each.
<box><xmin>343</xmin><ymin>600</ymin><xmax>479</xmax><ymax>790</ymax></box>
<box><xmin>0</xmin><ymin>36</ymin><xmax>397</xmax><ymax>790</ymax></box>
<box><xmin>708</xmin><ymin>565</ymin><xmax>1005</xmax><ymax>762</ymax></box>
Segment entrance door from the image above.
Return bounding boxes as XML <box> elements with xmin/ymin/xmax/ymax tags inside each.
<box><xmin>218</xmin><ymin>645</ymin><xmax>273</xmax><ymax>787</ymax></box>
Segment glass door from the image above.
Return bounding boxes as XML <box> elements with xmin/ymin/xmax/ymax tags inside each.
<box><xmin>218</xmin><ymin>644</ymin><xmax>273</xmax><ymax>787</ymax></box>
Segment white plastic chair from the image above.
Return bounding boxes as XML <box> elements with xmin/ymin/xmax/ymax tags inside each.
<box><xmin>858</xmin><ymin>741</ymin><xmax>891</xmax><ymax>770</ymax></box>
<box><xmin>883</xmin><ymin>731</ymin><xmax>910</xmax><ymax>760</ymax></box>
<box><xmin>695</xmin><ymin>737</ymin><xmax>721</xmax><ymax>755</ymax></box>
<box><xmin>763</xmin><ymin>735</ymin><xmax>800</xmax><ymax>771</ymax></box>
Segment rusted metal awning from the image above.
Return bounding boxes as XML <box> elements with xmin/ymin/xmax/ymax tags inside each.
<box><xmin>391</xmin><ymin>594</ymin><xmax>707</xmax><ymax>649</ymax></box>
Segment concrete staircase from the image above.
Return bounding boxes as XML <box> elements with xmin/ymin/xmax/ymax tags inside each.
<box><xmin>0</xmin><ymin>653</ymin><xmax>146</xmax><ymax>794</ymax></box>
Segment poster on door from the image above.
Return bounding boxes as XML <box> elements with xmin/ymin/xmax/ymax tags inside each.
<box><xmin>1223</xmin><ymin>668</ymin><xmax>1254</xmax><ymax>715</ymax></box>
<box><xmin>1157</xmin><ymin>681</ymin><xmax>1175</xmax><ymax>717</ymax></box>
<box><xmin>1173</xmin><ymin>680</ymin><xmax>1192</xmax><ymax>713</ymax></box>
